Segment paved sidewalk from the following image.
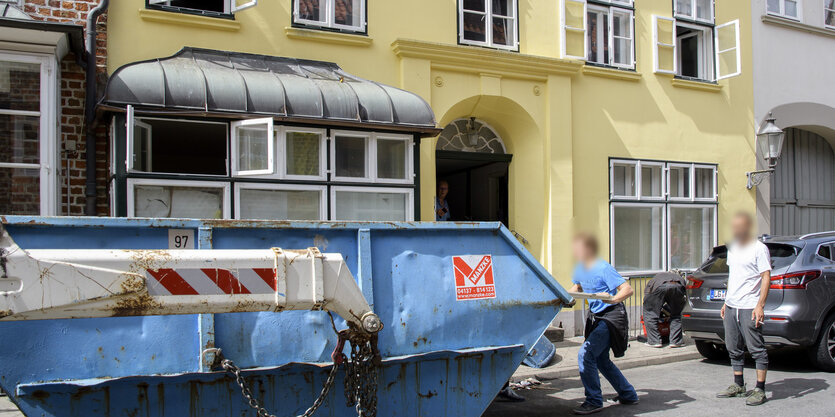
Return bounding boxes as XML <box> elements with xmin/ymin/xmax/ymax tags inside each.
<box><xmin>512</xmin><ymin>336</ymin><xmax>702</xmax><ymax>381</ymax></box>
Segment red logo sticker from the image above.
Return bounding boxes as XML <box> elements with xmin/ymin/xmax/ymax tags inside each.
<box><xmin>452</xmin><ymin>255</ymin><xmax>496</xmax><ymax>301</ymax></box>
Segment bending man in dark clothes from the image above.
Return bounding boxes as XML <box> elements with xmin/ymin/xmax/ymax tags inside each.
<box><xmin>568</xmin><ymin>232</ymin><xmax>638</xmax><ymax>415</ymax></box>
<box><xmin>643</xmin><ymin>272</ymin><xmax>687</xmax><ymax>348</ymax></box>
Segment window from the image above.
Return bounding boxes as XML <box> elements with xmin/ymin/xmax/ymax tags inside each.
<box><xmin>459</xmin><ymin>0</ymin><xmax>519</xmax><ymax>50</ymax></box>
<box><xmin>766</xmin><ymin>0</ymin><xmax>801</xmax><ymax>20</ymax></box>
<box><xmin>825</xmin><ymin>0</ymin><xmax>835</xmax><ymax>27</ymax></box>
<box><xmin>294</xmin><ymin>0</ymin><xmax>366</xmax><ymax>33</ymax></box>
<box><xmin>609</xmin><ymin>159</ymin><xmax>718</xmax><ymax>273</ymax></box>
<box><xmin>122</xmin><ymin>111</ymin><xmax>415</xmax><ymax>221</ymax></box>
<box><xmin>147</xmin><ymin>0</ymin><xmax>257</xmax><ymax>15</ymax></box>
<box><xmin>653</xmin><ymin>6</ymin><xmax>741</xmax><ymax>81</ymax></box>
<box><xmin>0</xmin><ymin>53</ymin><xmax>57</xmax><ymax>216</ymax></box>
<box><xmin>817</xmin><ymin>243</ymin><xmax>834</xmax><ymax>261</ymax></box>
<box><xmin>572</xmin><ymin>0</ymin><xmax>635</xmax><ymax>68</ymax></box>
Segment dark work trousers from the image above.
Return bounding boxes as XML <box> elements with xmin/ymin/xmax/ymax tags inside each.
<box><xmin>723</xmin><ymin>306</ymin><xmax>769</xmax><ymax>372</ymax></box>
<box><xmin>642</xmin><ymin>282</ymin><xmax>686</xmax><ymax>345</ymax></box>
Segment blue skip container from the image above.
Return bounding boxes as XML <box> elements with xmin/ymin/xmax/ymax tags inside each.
<box><xmin>0</xmin><ymin>217</ymin><xmax>571</xmax><ymax>417</ymax></box>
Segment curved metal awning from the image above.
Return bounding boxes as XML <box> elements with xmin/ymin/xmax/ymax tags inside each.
<box><xmin>99</xmin><ymin>47</ymin><xmax>439</xmax><ymax>136</ymax></box>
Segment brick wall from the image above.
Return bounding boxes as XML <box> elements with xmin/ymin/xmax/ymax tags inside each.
<box><xmin>23</xmin><ymin>0</ymin><xmax>110</xmax><ymax>216</ymax></box>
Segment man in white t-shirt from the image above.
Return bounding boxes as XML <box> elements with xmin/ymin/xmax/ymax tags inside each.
<box><xmin>716</xmin><ymin>212</ymin><xmax>771</xmax><ymax>406</ymax></box>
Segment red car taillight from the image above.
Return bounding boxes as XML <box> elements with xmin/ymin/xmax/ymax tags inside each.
<box><xmin>770</xmin><ymin>270</ymin><xmax>821</xmax><ymax>290</ymax></box>
<box><xmin>685</xmin><ymin>276</ymin><xmax>703</xmax><ymax>289</ymax></box>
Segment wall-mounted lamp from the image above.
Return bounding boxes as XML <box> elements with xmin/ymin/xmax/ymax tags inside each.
<box><xmin>466</xmin><ymin>117</ymin><xmax>479</xmax><ymax>147</ymax></box>
<box><xmin>746</xmin><ymin>113</ymin><xmax>785</xmax><ymax>189</ymax></box>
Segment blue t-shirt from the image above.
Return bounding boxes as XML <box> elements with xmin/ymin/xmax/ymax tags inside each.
<box><xmin>572</xmin><ymin>259</ymin><xmax>626</xmax><ymax>314</ymax></box>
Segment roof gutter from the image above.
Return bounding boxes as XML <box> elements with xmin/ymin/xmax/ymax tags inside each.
<box><xmin>84</xmin><ymin>0</ymin><xmax>108</xmax><ymax>216</ymax></box>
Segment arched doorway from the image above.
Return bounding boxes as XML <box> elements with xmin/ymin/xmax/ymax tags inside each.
<box><xmin>770</xmin><ymin>128</ymin><xmax>835</xmax><ymax>235</ymax></box>
<box><xmin>435</xmin><ymin>118</ymin><xmax>512</xmax><ymax>225</ymax></box>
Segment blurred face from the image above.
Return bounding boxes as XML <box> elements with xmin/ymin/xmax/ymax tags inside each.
<box><xmin>731</xmin><ymin>214</ymin><xmax>753</xmax><ymax>243</ymax></box>
<box><xmin>438</xmin><ymin>182</ymin><xmax>449</xmax><ymax>199</ymax></box>
<box><xmin>572</xmin><ymin>238</ymin><xmax>592</xmax><ymax>262</ymax></box>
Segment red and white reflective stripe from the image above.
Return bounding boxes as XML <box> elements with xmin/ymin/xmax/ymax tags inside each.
<box><xmin>146</xmin><ymin>268</ymin><xmax>276</xmax><ymax>296</ymax></box>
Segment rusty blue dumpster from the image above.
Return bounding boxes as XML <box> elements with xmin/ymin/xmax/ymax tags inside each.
<box><xmin>0</xmin><ymin>216</ymin><xmax>571</xmax><ymax>417</ymax></box>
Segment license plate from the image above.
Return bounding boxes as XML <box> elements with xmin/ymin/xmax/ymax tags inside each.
<box><xmin>709</xmin><ymin>289</ymin><xmax>726</xmax><ymax>301</ymax></box>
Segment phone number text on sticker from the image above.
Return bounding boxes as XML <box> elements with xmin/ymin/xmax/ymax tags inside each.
<box><xmin>452</xmin><ymin>255</ymin><xmax>496</xmax><ymax>301</ymax></box>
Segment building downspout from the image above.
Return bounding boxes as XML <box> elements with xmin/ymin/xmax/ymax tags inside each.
<box><xmin>84</xmin><ymin>0</ymin><xmax>108</xmax><ymax>216</ymax></box>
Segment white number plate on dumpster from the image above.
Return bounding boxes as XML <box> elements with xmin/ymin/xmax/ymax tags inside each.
<box><xmin>169</xmin><ymin>229</ymin><xmax>195</xmax><ymax>249</ymax></box>
<box><xmin>708</xmin><ymin>289</ymin><xmax>726</xmax><ymax>301</ymax></box>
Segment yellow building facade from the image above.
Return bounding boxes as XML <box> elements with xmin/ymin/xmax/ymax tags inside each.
<box><xmin>105</xmin><ymin>0</ymin><xmax>756</xmax><ymax>318</ymax></box>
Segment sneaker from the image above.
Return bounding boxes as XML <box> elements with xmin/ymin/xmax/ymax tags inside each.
<box><xmin>572</xmin><ymin>402</ymin><xmax>603</xmax><ymax>415</ymax></box>
<box><xmin>669</xmin><ymin>343</ymin><xmax>685</xmax><ymax>348</ymax></box>
<box><xmin>745</xmin><ymin>388</ymin><xmax>767</xmax><ymax>406</ymax></box>
<box><xmin>607</xmin><ymin>396</ymin><xmax>640</xmax><ymax>405</ymax></box>
<box><xmin>717</xmin><ymin>384</ymin><xmax>747</xmax><ymax>398</ymax></box>
<box><xmin>645</xmin><ymin>342</ymin><xmax>663</xmax><ymax>348</ymax></box>
<box><xmin>496</xmin><ymin>386</ymin><xmax>525</xmax><ymax>402</ymax></box>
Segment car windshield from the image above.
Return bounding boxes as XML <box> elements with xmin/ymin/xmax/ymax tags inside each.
<box><xmin>699</xmin><ymin>243</ymin><xmax>799</xmax><ymax>274</ymax></box>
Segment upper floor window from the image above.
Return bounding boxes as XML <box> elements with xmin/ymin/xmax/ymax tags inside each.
<box><xmin>825</xmin><ymin>0</ymin><xmax>834</xmax><ymax>27</ymax></box>
<box><xmin>147</xmin><ymin>0</ymin><xmax>257</xmax><ymax>17</ymax></box>
<box><xmin>572</xmin><ymin>0</ymin><xmax>635</xmax><ymax>69</ymax></box>
<box><xmin>293</xmin><ymin>0</ymin><xmax>366</xmax><ymax>33</ymax></box>
<box><xmin>766</xmin><ymin>0</ymin><xmax>801</xmax><ymax>20</ymax></box>
<box><xmin>459</xmin><ymin>0</ymin><xmax>519</xmax><ymax>51</ymax></box>
<box><xmin>652</xmin><ymin>3</ymin><xmax>741</xmax><ymax>82</ymax></box>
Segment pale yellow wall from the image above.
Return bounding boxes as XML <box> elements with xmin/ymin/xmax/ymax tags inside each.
<box><xmin>107</xmin><ymin>0</ymin><xmax>756</xmax><ymax>292</ymax></box>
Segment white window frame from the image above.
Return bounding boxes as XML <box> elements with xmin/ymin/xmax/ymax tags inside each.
<box><xmin>459</xmin><ymin>0</ymin><xmax>519</xmax><ymax>51</ymax></box>
<box><xmin>667</xmin><ymin>162</ymin><xmax>694</xmax><ymax>201</ymax></box>
<box><xmin>0</xmin><ymin>52</ymin><xmax>58</xmax><ymax>216</ymax></box>
<box><xmin>561</xmin><ymin>0</ymin><xmax>588</xmax><ymax>59</ymax></box>
<box><xmin>609</xmin><ymin>159</ymin><xmax>638</xmax><ymax>200</ymax></box>
<box><xmin>666</xmin><ymin>203</ymin><xmax>718</xmax><ymax>271</ymax></box>
<box><xmin>675</xmin><ymin>21</ymin><xmax>714</xmax><ymax>81</ymax></box>
<box><xmin>766</xmin><ymin>0</ymin><xmax>802</xmax><ymax>20</ymax></box>
<box><xmin>231</xmin><ymin>117</ymin><xmax>275</xmax><ymax>177</ymax></box>
<box><xmin>330</xmin><ymin>186</ymin><xmax>415</xmax><ymax>221</ymax></box>
<box><xmin>281</xmin><ymin>126</ymin><xmax>328</xmax><ymax>181</ymax></box>
<box><xmin>234</xmin><ymin>182</ymin><xmax>327</xmax><ymax>221</ymax></box>
<box><xmin>674</xmin><ymin>0</ymin><xmax>714</xmax><ymax>24</ymax></box>
<box><xmin>126</xmin><ymin>178</ymin><xmax>231</xmax><ymax>219</ymax></box>
<box><xmin>693</xmin><ymin>164</ymin><xmax>719</xmax><ymax>202</ymax></box>
<box><xmin>586</xmin><ymin>5</ymin><xmax>610</xmax><ymax>65</ymax></box>
<box><xmin>126</xmin><ymin>112</ymin><xmax>153</xmax><ymax>173</ymax></box>
<box><xmin>826</xmin><ymin>0</ymin><xmax>835</xmax><ymax>28</ymax></box>
<box><xmin>714</xmin><ymin>19</ymin><xmax>741</xmax><ymax>80</ymax></box>
<box><xmin>331</xmin><ymin>130</ymin><xmax>372</xmax><ymax>182</ymax></box>
<box><xmin>373</xmin><ymin>133</ymin><xmax>413</xmax><ymax>185</ymax></box>
<box><xmin>638</xmin><ymin>160</ymin><xmax>667</xmax><ymax>201</ymax></box>
<box><xmin>610</xmin><ymin>7</ymin><xmax>635</xmax><ymax>68</ymax></box>
<box><xmin>148</xmin><ymin>0</ymin><xmax>257</xmax><ymax>14</ymax></box>
<box><xmin>293</xmin><ymin>0</ymin><xmax>366</xmax><ymax>33</ymax></box>
<box><xmin>610</xmin><ymin>202</ymin><xmax>668</xmax><ymax>275</ymax></box>
<box><xmin>652</xmin><ymin>15</ymin><xmax>677</xmax><ymax>74</ymax></box>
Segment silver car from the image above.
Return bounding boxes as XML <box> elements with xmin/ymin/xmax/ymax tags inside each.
<box><xmin>682</xmin><ymin>232</ymin><xmax>835</xmax><ymax>371</ymax></box>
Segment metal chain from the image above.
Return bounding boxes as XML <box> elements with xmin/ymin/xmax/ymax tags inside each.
<box><xmin>343</xmin><ymin>338</ymin><xmax>378</xmax><ymax>417</ymax></box>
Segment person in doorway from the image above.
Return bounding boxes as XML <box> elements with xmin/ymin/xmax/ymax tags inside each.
<box><xmin>569</xmin><ymin>233</ymin><xmax>639</xmax><ymax>415</ymax></box>
<box><xmin>435</xmin><ymin>180</ymin><xmax>451</xmax><ymax>221</ymax></box>
<box><xmin>642</xmin><ymin>271</ymin><xmax>687</xmax><ymax>348</ymax></box>
<box><xmin>716</xmin><ymin>212</ymin><xmax>771</xmax><ymax>406</ymax></box>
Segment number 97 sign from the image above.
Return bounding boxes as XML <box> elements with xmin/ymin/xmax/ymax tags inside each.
<box><xmin>168</xmin><ymin>229</ymin><xmax>195</xmax><ymax>250</ymax></box>
<box><xmin>452</xmin><ymin>255</ymin><xmax>496</xmax><ymax>301</ymax></box>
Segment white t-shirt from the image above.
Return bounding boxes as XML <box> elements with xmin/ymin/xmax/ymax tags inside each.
<box><xmin>725</xmin><ymin>240</ymin><xmax>772</xmax><ymax>309</ymax></box>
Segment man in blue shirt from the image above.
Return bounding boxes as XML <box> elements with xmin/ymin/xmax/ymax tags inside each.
<box><xmin>568</xmin><ymin>233</ymin><xmax>638</xmax><ymax>415</ymax></box>
<box><xmin>435</xmin><ymin>180</ymin><xmax>450</xmax><ymax>221</ymax></box>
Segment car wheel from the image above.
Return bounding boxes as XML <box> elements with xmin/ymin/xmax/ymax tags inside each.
<box><xmin>810</xmin><ymin>314</ymin><xmax>835</xmax><ymax>372</ymax></box>
<box><xmin>695</xmin><ymin>340</ymin><xmax>728</xmax><ymax>360</ymax></box>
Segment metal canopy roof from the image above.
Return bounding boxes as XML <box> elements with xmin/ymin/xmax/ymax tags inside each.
<box><xmin>100</xmin><ymin>47</ymin><xmax>439</xmax><ymax>135</ymax></box>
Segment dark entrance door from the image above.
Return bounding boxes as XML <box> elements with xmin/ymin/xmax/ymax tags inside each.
<box><xmin>435</xmin><ymin>150</ymin><xmax>512</xmax><ymax>225</ymax></box>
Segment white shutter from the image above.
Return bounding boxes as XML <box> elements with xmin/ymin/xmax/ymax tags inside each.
<box><xmin>652</xmin><ymin>15</ymin><xmax>677</xmax><ymax>74</ymax></box>
<box><xmin>231</xmin><ymin>0</ymin><xmax>257</xmax><ymax>13</ymax></box>
<box><xmin>561</xmin><ymin>0</ymin><xmax>587</xmax><ymax>59</ymax></box>
<box><xmin>231</xmin><ymin>117</ymin><xmax>275</xmax><ymax>176</ymax></box>
<box><xmin>714</xmin><ymin>19</ymin><xmax>741</xmax><ymax>80</ymax></box>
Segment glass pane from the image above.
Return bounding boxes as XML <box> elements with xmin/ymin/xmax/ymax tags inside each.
<box><xmin>587</xmin><ymin>10</ymin><xmax>609</xmax><ymax>64</ymax></box>
<box><xmin>612</xmin><ymin>11</ymin><xmax>629</xmax><ymax>37</ymax></box>
<box><xmin>463</xmin><ymin>12</ymin><xmax>487</xmax><ymax>42</ymax></box>
<box><xmin>669</xmin><ymin>166</ymin><xmax>690</xmax><ymax>198</ymax></box>
<box><xmin>334</xmin><ymin>0</ymin><xmax>361</xmax><ymax>27</ymax></box>
<box><xmin>784</xmin><ymin>0</ymin><xmax>797</xmax><ymax>17</ymax></box>
<box><xmin>135</xmin><ymin>119</ymin><xmax>227</xmax><ymax>175</ymax></box>
<box><xmin>463</xmin><ymin>0</ymin><xmax>485</xmax><ymax>12</ymax></box>
<box><xmin>239</xmin><ymin>188</ymin><xmax>321</xmax><ymax>220</ymax></box>
<box><xmin>0</xmin><ymin>114</ymin><xmax>39</xmax><ymax>164</ymax></box>
<box><xmin>669</xmin><ymin>206</ymin><xmax>715</xmax><ymax>270</ymax></box>
<box><xmin>134</xmin><ymin>184</ymin><xmax>224</xmax><ymax>219</ymax></box>
<box><xmin>695</xmin><ymin>0</ymin><xmax>712</xmax><ymax>20</ymax></box>
<box><xmin>335</xmin><ymin>136</ymin><xmax>366</xmax><ymax>177</ymax></box>
<box><xmin>377</xmin><ymin>139</ymin><xmax>407</xmax><ymax>180</ymax></box>
<box><xmin>676</xmin><ymin>0</ymin><xmax>692</xmax><ymax>17</ymax></box>
<box><xmin>612</xmin><ymin>163</ymin><xmax>636</xmax><ymax>197</ymax></box>
<box><xmin>0</xmin><ymin>168</ymin><xmax>39</xmax><ymax>215</ymax></box>
<box><xmin>641</xmin><ymin>165</ymin><xmax>663</xmax><ymax>198</ymax></box>
<box><xmin>236</xmin><ymin>124</ymin><xmax>270</xmax><ymax>172</ymax></box>
<box><xmin>828</xmin><ymin>7</ymin><xmax>835</xmax><ymax>27</ymax></box>
<box><xmin>298</xmin><ymin>0</ymin><xmax>325</xmax><ymax>22</ymax></box>
<box><xmin>613</xmin><ymin>38</ymin><xmax>631</xmax><ymax>66</ymax></box>
<box><xmin>766</xmin><ymin>0</ymin><xmax>780</xmax><ymax>13</ymax></box>
<box><xmin>612</xmin><ymin>205</ymin><xmax>664</xmax><ymax>272</ymax></box>
<box><xmin>695</xmin><ymin>167</ymin><xmax>714</xmax><ymax>199</ymax></box>
<box><xmin>0</xmin><ymin>61</ymin><xmax>40</xmax><ymax>112</ymax></box>
<box><xmin>492</xmin><ymin>0</ymin><xmax>512</xmax><ymax>17</ymax></box>
<box><xmin>492</xmin><ymin>17</ymin><xmax>514</xmax><ymax>46</ymax></box>
<box><xmin>334</xmin><ymin>190</ymin><xmax>407</xmax><ymax>221</ymax></box>
<box><xmin>132</xmin><ymin>124</ymin><xmax>151</xmax><ymax>171</ymax></box>
<box><xmin>286</xmin><ymin>131</ymin><xmax>320</xmax><ymax>176</ymax></box>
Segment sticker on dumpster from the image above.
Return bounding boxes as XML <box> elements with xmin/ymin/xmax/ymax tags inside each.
<box><xmin>452</xmin><ymin>255</ymin><xmax>496</xmax><ymax>301</ymax></box>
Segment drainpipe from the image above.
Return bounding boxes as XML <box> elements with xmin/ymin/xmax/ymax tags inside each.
<box><xmin>83</xmin><ymin>0</ymin><xmax>109</xmax><ymax>216</ymax></box>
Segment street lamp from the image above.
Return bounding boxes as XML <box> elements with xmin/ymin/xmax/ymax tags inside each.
<box><xmin>746</xmin><ymin>113</ymin><xmax>785</xmax><ymax>189</ymax></box>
